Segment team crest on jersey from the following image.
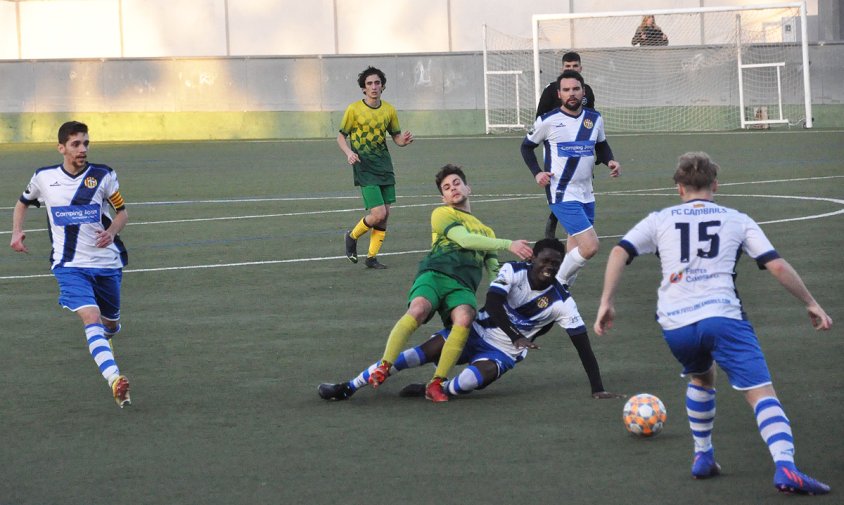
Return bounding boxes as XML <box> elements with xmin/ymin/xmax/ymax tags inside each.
<box><xmin>582</xmin><ymin>118</ymin><xmax>593</xmax><ymax>129</ymax></box>
<box><xmin>84</xmin><ymin>176</ymin><xmax>98</xmax><ymax>189</ymax></box>
<box><xmin>669</xmin><ymin>269</ymin><xmax>685</xmax><ymax>283</ymax></box>
<box><xmin>693</xmin><ymin>203</ymin><xmax>705</xmax><ymax>208</ymax></box>
<box><xmin>536</xmin><ymin>296</ymin><xmax>549</xmax><ymax>308</ymax></box>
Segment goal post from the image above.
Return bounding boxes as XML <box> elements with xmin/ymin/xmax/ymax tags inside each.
<box><xmin>482</xmin><ymin>24</ymin><xmax>536</xmax><ymax>133</ymax></box>
<box><xmin>524</xmin><ymin>2</ymin><xmax>811</xmax><ymax>132</ymax></box>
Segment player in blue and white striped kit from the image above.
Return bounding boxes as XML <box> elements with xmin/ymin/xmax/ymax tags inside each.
<box><xmin>318</xmin><ymin>239</ymin><xmax>621</xmax><ymax>401</ymax></box>
<box><xmin>594</xmin><ymin>152</ymin><xmax>832</xmax><ymax>495</ymax></box>
<box><xmin>521</xmin><ymin>69</ymin><xmax>621</xmax><ymax>288</ymax></box>
<box><xmin>10</xmin><ymin>121</ymin><xmax>132</xmax><ymax>408</ymax></box>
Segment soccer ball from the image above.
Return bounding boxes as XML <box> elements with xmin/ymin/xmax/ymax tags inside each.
<box><xmin>623</xmin><ymin>393</ymin><xmax>667</xmax><ymax>437</ymax></box>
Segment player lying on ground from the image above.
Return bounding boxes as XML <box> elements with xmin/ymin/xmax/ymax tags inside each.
<box><xmin>319</xmin><ymin>239</ymin><xmax>622</xmax><ymax>401</ymax></box>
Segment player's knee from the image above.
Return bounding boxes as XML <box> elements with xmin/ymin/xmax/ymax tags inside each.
<box><xmin>369</xmin><ymin>206</ymin><xmax>388</xmax><ymax>223</ymax></box>
<box><xmin>580</xmin><ymin>240</ymin><xmax>599</xmax><ymax>258</ymax></box>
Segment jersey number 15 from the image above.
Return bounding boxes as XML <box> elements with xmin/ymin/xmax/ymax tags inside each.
<box><xmin>675</xmin><ymin>221</ymin><xmax>720</xmax><ymax>263</ymax></box>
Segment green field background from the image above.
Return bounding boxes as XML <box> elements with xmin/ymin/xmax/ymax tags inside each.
<box><xmin>1</xmin><ymin>131</ymin><xmax>842</xmax><ymax>504</ymax></box>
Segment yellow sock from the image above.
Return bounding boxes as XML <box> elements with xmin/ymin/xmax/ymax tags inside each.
<box><xmin>433</xmin><ymin>325</ymin><xmax>470</xmax><ymax>379</ymax></box>
<box><xmin>382</xmin><ymin>314</ymin><xmax>418</xmax><ymax>364</ymax></box>
<box><xmin>368</xmin><ymin>227</ymin><xmax>386</xmax><ymax>258</ymax></box>
<box><xmin>350</xmin><ymin>217</ymin><xmax>371</xmax><ymax>240</ymax></box>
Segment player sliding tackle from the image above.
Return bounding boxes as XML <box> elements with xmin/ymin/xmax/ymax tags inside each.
<box><xmin>319</xmin><ymin>238</ymin><xmax>622</xmax><ymax>401</ymax></box>
<box><xmin>356</xmin><ymin>164</ymin><xmax>533</xmax><ymax>402</ymax></box>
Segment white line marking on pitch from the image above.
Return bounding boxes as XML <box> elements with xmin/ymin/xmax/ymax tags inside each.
<box><xmin>2</xmin><ymin>178</ymin><xmax>842</xmax><ymax>280</ymax></box>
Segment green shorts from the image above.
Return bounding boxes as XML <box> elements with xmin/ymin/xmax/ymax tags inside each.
<box><xmin>408</xmin><ymin>270</ymin><xmax>478</xmax><ymax>327</ymax></box>
<box><xmin>360</xmin><ymin>184</ymin><xmax>396</xmax><ymax>210</ymax></box>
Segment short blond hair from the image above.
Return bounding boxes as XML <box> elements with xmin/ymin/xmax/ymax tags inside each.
<box><xmin>673</xmin><ymin>152</ymin><xmax>719</xmax><ymax>190</ymax></box>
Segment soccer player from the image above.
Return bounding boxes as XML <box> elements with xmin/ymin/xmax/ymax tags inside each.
<box><xmin>366</xmin><ymin>164</ymin><xmax>534</xmax><ymax>402</ymax></box>
<box><xmin>337</xmin><ymin>66</ymin><xmax>414</xmax><ymax>269</ymax></box>
<box><xmin>319</xmin><ymin>239</ymin><xmax>622</xmax><ymax>401</ymax></box>
<box><xmin>521</xmin><ymin>70</ymin><xmax>621</xmax><ymax>288</ymax></box>
<box><xmin>535</xmin><ymin>52</ymin><xmax>597</xmax><ymax>241</ymax></box>
<box><xmin>9</xmin><ymin>121</ymin><xmax>132</xmax><ymax>408</ymax></box>
<box><xmin>535</xmin><ymin>52</ymin><xmax>596</xmax><ymax>119</ymax></box>
<box><xmin>594</xmin><ymin>152</ymin><xmax>832</xmax><ymax>495</ymax></box>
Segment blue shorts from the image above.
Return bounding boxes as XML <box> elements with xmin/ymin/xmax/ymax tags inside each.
<box><xmin>435</xmin><ymin>327</ymin><xmax>517</xmax><ymax>379</ymax></box>
<box><xmin>53</xmin><ymin>267</ymin><xmax>122</xmax><ymax>320</ymax></box>
<box><xmin>662</xmin><ymin>317</ymin><xmax>772</xmax><ymax>390</ymax></box>
<box><xmin>550</xmin><ymin>201</ymin><xmax>595</xmax><ymax>236</ymax></box>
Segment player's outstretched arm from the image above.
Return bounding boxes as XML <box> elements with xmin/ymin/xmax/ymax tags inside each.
<box><xmin>508</xmin><ymin>239</ymin><xmax>533</xmax><ymax>260</ymax></box>
<box><xmin>764</xmin><ymin>258</ymin><xmax>833</xmax><ymax>330</ymax></box>
<box><xmin>594</xmin><ymin>246</ymin><xmax>630</xmax><ymax>335</ymax></box>
<box><xmin>445</xmin><ymin>227</ymin><xmax>532</xmax><ymax>259</ymax></box>
<box><xmin>10</xmin><ymin>201</ymin><xmax>29</xmax><ymax>254</ymax></box>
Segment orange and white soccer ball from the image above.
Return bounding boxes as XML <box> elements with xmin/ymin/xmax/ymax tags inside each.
<box><xmin>623</xmin><ymin>393</ymin><xmax>667</xmax><ymax>437</ymax></box>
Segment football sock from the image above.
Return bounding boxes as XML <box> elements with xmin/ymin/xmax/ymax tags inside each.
<box><xmin>382</xmin><ymin>314</ymin><xmax>419</xmax><ymax>364</ymax></box>
<box><xmin>394</xmin><ymin>345</ymin><xmax>427</xmax><ymax>370</ymax></box>
<box><xmin>368</xmin><ymin>226</ymin><xmax>386</xmax><ymax>258</ymax></box>
<box><xmin>349</xmin><ymin>346</ymin><xmax>429</xmax><ymax>391</ymax></box>
<box><xmin>559</xmin><ymin>246</ymin><xmax>587</xmax><ymax>286</ymax></box>
<box><xmin>687</xmin><ymin>383</ymin><xmax>716</xmax><ymax>452</ymax></box>
<box><xmin>754</xmin><ymin>396</ymin><xmax>796</xmax><ymax>466</ymax></box>
<box><xmin>568</xmin><ymin>332</ymin><xmax>604</xmax><ymax>393</ymax></box>
<box><xmin>445</xmin><ymin>365</ymin><xmax>483</xmax><ymax>395</ymax></box>
<box><xmin>350</xmin><ymin>216</ymin><xmax>371</xmax><ymax>240</ymax></box>
<box><xmin>432</xmin><ymin>324</ymin><xmax>470</xmax><ymax>379</ymax></box>
<box><xmin>85</xmin><ymin>323</ymin><xmax>120</xmax><ymax>383</ymax></box>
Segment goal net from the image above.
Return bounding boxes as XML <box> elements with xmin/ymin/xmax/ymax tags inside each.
<box><xmin>483</xmin><ymin>24</ymin><xmax>537</xmax><ymax>134</ymax></box>
<box><xmin>483</xmin><ymin>3</ymin><xmax>811</xmax><ymax>133</ymax></box>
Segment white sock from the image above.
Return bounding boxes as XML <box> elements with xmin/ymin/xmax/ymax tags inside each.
<box><xmin>560</xmin><ymin>247</ymin><xmax>587</xmax><ymax>286</ymax></box>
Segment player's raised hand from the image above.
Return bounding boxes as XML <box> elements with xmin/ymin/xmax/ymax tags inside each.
<box><xmin>608</xmin><ymin>160</ymin><xmax>621</xmax><ymax>178</ymax></box>
<box><xmin>807</xmin><ymin>303</ymin><xmax>833</xmax><ymax>330</ymax></box>
<box><xmin>10</xmin><ymin>231</ymin><xmax>29</xmax><ymax>253</ymax></box>
<box><xmin>509</xmin><ymin>239</ymin><xmax>533</xmax><ymax>260</ymax></box>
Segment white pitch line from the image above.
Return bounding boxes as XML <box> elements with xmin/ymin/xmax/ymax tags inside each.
<box><xmin>2</xmin><ymin>181</ymin><xmax>842</xmax><ymax>281</ymax></box>
<box><xmin>0</xmin><ymin>196</ymin><xmax>538</xmax><ymax>235</ymax></box>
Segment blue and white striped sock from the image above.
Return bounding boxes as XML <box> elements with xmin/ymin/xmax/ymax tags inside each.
<box><xmin>445</xmin><ymin>365</ymin><xmax>483</xmax><ymax>396</ymax></box>
<box><xmin>85</xmin><ymin>323</ymin><xmax>119</xmax><ymax>384</ymax></box>
<box><xmin>755</xmin><ymin>396</ymin><xmax>796</xmax><ymax>467</ymax></box>
<box><xmin>687</xmin><ymin>383</ymin><xmax>716</xmax><ymax>453</ymax></box>
<box><xmin>349</xmin><ymin>346</ymin><xmax>427</xmax><ymax>391</ymax></box>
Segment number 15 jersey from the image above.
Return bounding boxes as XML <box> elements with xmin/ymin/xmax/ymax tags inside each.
<box><xmin>618</xmin><ymin>199</ymin><xmax>779</xmax><ymax>330</ymax></box>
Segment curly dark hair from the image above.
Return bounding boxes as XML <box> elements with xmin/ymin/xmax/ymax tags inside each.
<box><xmin>357</xmin><ymin>66</ymin><xmax>386</xmax><ymax>89</ymax></box>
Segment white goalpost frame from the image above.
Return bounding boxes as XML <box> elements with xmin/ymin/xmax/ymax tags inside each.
<box><xmin>483</xmin><ymin>24</ymin><xmax>528</xmax><ymax>133</ymax></box>
<box><xmin>531</xmin><ymin>1</ymin><xmax>812</xmax><ymax>130</ymax></box>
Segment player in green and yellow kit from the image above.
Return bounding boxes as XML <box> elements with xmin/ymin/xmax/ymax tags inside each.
<box><xmin>368</xmin><ymin>164</ymin><xmax>534</xmax><ymax>402</ymax></box>
<box><xmin>337</xmin><ymin>66</ymin><xmax>413</xmax><ymax>269</ymax></box>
